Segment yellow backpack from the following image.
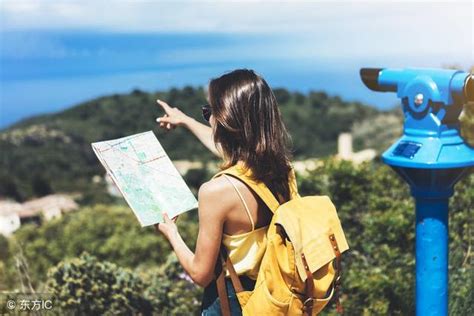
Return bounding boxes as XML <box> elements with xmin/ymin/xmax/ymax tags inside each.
<box><xmin>213</xmin><ymin>165</ymin><xmax>349</xmax><ymax>316</ymax></box>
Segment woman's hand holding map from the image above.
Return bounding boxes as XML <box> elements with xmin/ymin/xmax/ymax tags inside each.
<box><xmin>154</xmin><ymin>212</ymin><xmax>179</xmax><ymax>240</ymax></box>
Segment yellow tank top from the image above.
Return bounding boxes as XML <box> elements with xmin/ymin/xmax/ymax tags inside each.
<box><xmin>214</xmin><ymin>163</ymin><xmax>299</xmax><ymax>280</ymax></box>
<box><xmin>221</xmin><ymin>174</ymin><xmax>268</xmax><ymax>280</ymax></box>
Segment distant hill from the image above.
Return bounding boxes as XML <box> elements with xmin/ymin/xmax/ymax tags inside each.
<box><xmin>0</xmin><ymin>86</ymin><xmax>399</xmax><ymax>202</ymax></box>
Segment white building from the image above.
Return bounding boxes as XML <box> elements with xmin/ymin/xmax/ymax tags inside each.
<box><xmin>0</xmin><ymin>200</ymin><xmax>22</xmax><ymax>236</ymax></box>
<box><xmin>0</xmin><ymin>194</ymin><xmax>79</xmax><ymax>236</ymax></box>
<box><xmin>337</xmin><ymin>133</ymin><xmax>377</xmax><ymax>164</ymax></box>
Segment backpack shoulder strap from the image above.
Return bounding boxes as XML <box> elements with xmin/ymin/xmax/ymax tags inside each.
<box><xmin>212</xmin><ymin>164</ymin><xmax>281</xmax><ymax>213</ymax></box>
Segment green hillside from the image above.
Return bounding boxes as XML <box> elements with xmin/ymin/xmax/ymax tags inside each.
<box><xmin>1</xmin><ymin>160</ymin><xmax>471</xmax><ymax>315</ymax></box>
<box><xmin>0</xmin><ymin>87</ymin><xmax>398</xmax><ymax>202</ymax></box>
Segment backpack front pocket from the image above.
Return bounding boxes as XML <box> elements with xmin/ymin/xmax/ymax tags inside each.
<box><xmin>241</xmin><ymin>281</ymin><xmax>290</xmax><ymax>316</ymax></box>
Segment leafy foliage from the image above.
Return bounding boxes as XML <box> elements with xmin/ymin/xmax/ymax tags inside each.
<box><xmin>0</xmin><ymin>87</ymin><xmax>387</xmax><ymax>202</ymax></box>
<box><xmin>1</xmin><ymin>160</ymin><xmax>471</xmax><ymax>315</ymax></box>
<box><xmin>46</xmin><ymin>252</ymin><xmax>203</xmax><ymax>315</ymax></box>
<box><xmin>0</xmin><ymin>84</ymin><xmax>472</xmax><ymax>314</ymax></box>
<box><xmin>47</xmin><ymin>252</ymin><xmax>152</xmax><ymax>315</ymax></box>
<box><xmin>1</xmin><ymin>205</ymin><xmax>189</xmax><ymax>289</ymax></box>
<box><xmin>140</xmin><ymin>253</ymin><xmax>203</xmax><ymax>315</ymax></box>
<box><xmin>351</xmin><ymin>108</ymin><xmax>403</xmax><ymax>153</ymax></box>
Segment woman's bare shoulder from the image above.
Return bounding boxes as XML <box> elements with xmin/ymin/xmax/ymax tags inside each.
<box><xmin>198</xmin><ymin>176</ymin><xmax>238</xmax><ymax>214</ymax></box>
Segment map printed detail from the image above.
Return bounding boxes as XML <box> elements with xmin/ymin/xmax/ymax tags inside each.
<box><xmin>91</xmin><ymin>131</ymin><xmax>198</xmax><ymax>226</ymax></box>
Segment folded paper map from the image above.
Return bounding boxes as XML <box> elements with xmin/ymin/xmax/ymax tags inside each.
<box><xmin>91</xmin><ymin>131</ymin><xmax>198</xmax><ymax>226</ymax></box>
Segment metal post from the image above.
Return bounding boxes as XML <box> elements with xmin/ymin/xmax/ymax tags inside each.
<box><xmin>415</xmin><ymin>196</ymin><xmax>449</xmax><ymax>316</ymax></box>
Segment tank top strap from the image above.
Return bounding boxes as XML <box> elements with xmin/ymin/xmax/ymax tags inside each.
<box><xmin>213</xmin><ymin>164</ymin><xmax>281</xmax><ymax>213</ymax></box>
<box><xmin>223</xmin><ymin>174</ymin><xmax>255</xmax><ymax>231</ymax></box>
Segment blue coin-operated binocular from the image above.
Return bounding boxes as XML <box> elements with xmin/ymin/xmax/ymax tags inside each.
<box><xmin>360</xmin><ymin>68</ymin><xmax>474</xmax><ymax>316</ymax></box>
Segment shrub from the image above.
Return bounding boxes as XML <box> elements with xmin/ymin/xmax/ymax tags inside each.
<box><xmin>47</xmin><ymin>252</ymin><xmax>152</xmax><ymax>315</ymax></box>
<box><xmin>141</xmin><ymin>253</ymin><xmax>203</xmax><ymax>315</ymax></box>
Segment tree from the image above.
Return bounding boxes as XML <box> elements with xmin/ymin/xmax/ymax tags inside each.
<box><xmin>47</xmin><ymin>252</ymin><xmax>152</xmax><ymax>315</ymax></box>
<box><xmin>6</xmin><ymin>204</ymin><xmax>178</xmax><ymax>288</ymax></box>
<box><xmin>31</xmin><ymin>174</ymin><xmax>52</xmax><ymax>196</ymax></box>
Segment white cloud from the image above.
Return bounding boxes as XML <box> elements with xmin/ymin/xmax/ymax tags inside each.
<box><xmin>0</xmin><ymin>0</ymin><xmax>472</xmax><ymax>64</ymax></box>
<box><xmin>0</xmin><ymin>1</ymin><xmax>470</xmax><ymax>34</ymax></box>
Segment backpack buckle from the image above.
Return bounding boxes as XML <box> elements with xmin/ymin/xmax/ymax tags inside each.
<box><xmin>303</xmin><ymin>297</ymin><xmax>314</xmax><ymax>313</ymax></box>
<box><xmin>303</xmin><ymin>297</ymin><xmax>314</xmax><ymax>306</ymax></box>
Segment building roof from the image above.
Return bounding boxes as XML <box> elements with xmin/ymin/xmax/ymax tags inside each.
<box><xmin>0</xmin><ymin>199</ymin><xmax>23</xmax><ymax>216</ymax></box>
<box><xmin>0</xmin><ymin>194</ymin><xmax>78</xmax><ymax>218</ymax></box>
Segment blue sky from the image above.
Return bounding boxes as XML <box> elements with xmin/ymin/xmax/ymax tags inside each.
<box><xmin>0</xmin><ymin>0</ymin><xmax>472</xmax><ymax>129</ymax></box>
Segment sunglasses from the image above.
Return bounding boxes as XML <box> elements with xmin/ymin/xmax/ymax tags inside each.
<box><xmin>201</xmin><ymin>104</ymin><xmax>212</xmax><ymax>122</ymax></box>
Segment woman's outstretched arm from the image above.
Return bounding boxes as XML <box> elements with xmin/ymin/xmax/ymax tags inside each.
<box><xmin>156</xmin><ymin>99</ymin><xmax>221</xmax><ymax>157</ymax></box>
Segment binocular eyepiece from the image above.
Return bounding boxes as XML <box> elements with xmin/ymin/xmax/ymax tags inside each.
<box><xmin>360</xmin><ymin>68</ymin><xmax>474</xmax><ymax>102</ymax></box>
<box><xmin>360</xmin><ymin>68</ymin><xmax>391</xmax><ymax>92</ymax></box>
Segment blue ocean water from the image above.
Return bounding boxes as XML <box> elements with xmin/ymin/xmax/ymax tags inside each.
<box><xmin>0</xmin><ymin>31</ymin><xmax>465</xmax><ymax>130</ymax></box>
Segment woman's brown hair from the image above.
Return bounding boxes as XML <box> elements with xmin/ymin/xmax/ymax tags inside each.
<box><xmin>208</xmin><ymin>69</ymin><xmax>293</xmax><ymax>202</ymax></box>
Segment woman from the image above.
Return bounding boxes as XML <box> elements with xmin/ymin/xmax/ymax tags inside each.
<box><xmin>154</xmin><ymin>69</ymin><xmax>295</xmax><ymax>315</ymax></box>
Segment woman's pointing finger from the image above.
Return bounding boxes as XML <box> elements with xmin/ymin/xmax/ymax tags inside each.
<box><xmin>156</xmin><ymin>99</ymin><xmax>172</xmax><ymax>114</ymax></box>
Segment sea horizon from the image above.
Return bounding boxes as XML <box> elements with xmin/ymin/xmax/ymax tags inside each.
<box><xmin>1</xmin><ymin>27</ymin><xmax>471</xmax><ymax>130</ymax></box>
<box><xmin>1</xmin><ymin>63</ymin><xmax>407</xmax><ymax>131</ymax></box>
